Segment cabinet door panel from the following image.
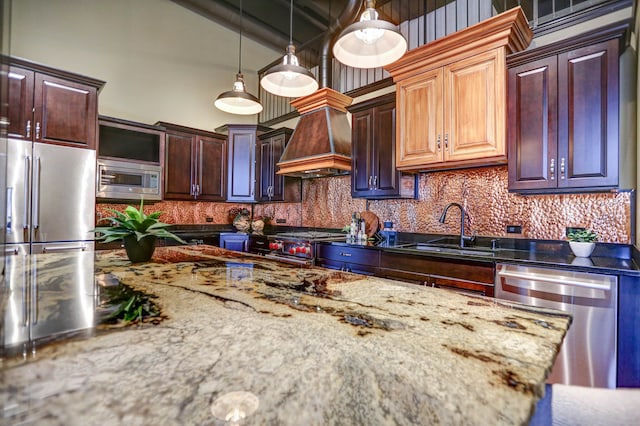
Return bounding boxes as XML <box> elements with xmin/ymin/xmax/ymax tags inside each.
<box><xmin>351</xmin><ymin>110</ymin><xmax>373</xmax><ymax>196</ymax></box>
<box><xmin>258</xmin><ymin>139</ymin><xmax>272</xmax><ymax>200</ymax></box>
<box><xmin>445</xmin><ymin>49</ymin><xmax>504</xmax><ymax>162</ymax></box>
<box><xmin>558</xmin><ymin>39</ymin><xmax>618</xmax><ymax>188</ymax></box>
<box><xmin>198</xmin><ymin>136</ymin><xmax>226</xmax><ymax>201</ymax></box>
<box><xmin>507</xmin><ymin>56</ymin><xmax>558</xmax><ymax>190</ymax></box>
<box><xmin>34</xmin><ymin>73</ymin><xmax>97</xmax><ymax>149</ymax></box>
<box><xmin>227</xmin><ymin>131</ymin><xmax>256</xmax><ymax>201</ymax></box>
<box><xmin>397</xmin><ymin>69</ymin><xmax>442</xmax><ymax>168</ymax></box>
<box><xmin>164</xmin><ymin>132</ymin><xmax>195</xmax><ymax>200</ymax></box>
<box><xmin>7</xmin><ymin>66</ymin><xmax>34</xmax><ymax>140</ymax></box>
<box><xmin>374</xmin><ymin>102</ymin><xmax>398</xmax><ymax>194</ymax></box>
<box><xmin>270</xmin><ymin>133</ymin><xmax>287</xmax><ymax>201</ymax></box>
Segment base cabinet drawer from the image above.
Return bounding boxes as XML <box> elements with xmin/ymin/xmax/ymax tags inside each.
<box><xmin>316</xmin><ymin>244</ymin><xmax>379</xmax><ymax>266</ymax></box>
<box><xmin>379</xmin><ymin>251</ymin><xmax>495</xmax><ymax>296</ymax></box>
<box><xmin>317</xmin><ymin>258</ymin><xmax>378</xmax><ymax>276</ymax></box>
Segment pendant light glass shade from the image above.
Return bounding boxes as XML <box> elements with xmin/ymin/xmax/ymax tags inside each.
<box><xmin>260</xmin><ymin>0</ymin><xmax>318</xmax><ymax>98</ymax></box>
<box><xmin>260</xmin><ymin>44</ymin><xmax>318</xmax><ymax>97</ymax></box>
<box><xmin>215</xmin><ymin>73</ymin><xmax>263</xmax><ymax>115</ymax></box>
<box><xmin>333</xmin><ymin>0</ymin><xmax>407</xmax><ymax>69</ymax></box>
<box><xmin>214</xmin><ymin>0</ymin><xmax>263</xmax><ymax>115</ymax></box>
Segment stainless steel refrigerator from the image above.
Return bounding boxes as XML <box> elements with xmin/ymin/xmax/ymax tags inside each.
<box><xmin>6</xmin><ymin>138</ymin><xmax>96</xmax><ymax>255</ymax></box>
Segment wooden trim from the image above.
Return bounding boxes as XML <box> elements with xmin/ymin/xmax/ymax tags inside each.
<box><xmin>347</xmin><ymin>92</ymin><xmax>395</xmax><ymax>113</ymax></box>
<box><xmin>532</xmin><ymin>0</ymin><xmax>632</xmax><ymax>38</ymax></box>
<box><xmin>507</xmin><ymin>22</ymin><xmax>629</xmax><ymax>67</ymax></box>
<box><xmin>99</xmin><ymin>115</ymin><xmax>165</xmax><ymax>132</ymax></box>
<box><xmin>214</xmin><ymin>123</ymin><xmax>272</xmax><ymax>135</ymax></box>
<box><xmin>396</xmin><ymin>157</ymin><xmax>508</xmax><ymax>172</ymax></box>
<box><xmin>9</xmin><ymin>56</ymin><xmax>105</xmax><ymax>91</ymax></box>
<box><xmin>156</xmin><ymin>121</ymin><xmax>227</xmax><ymax>139</ymax></box>
<box><xmin>385</xmin><ymin>7</ymin><xmax>532</xmax><ymax>82</ymax></box>
<box><xmin>276</xmin><ymin>154</ymin><xmax>352</xmax><ymax>175</ymax></box>
<box><xmin>259</xmin><ymin>110</ymin><xmax>299</xmax><ymax>127</ymax></box>
<box><xmin>290</xmin><ymin>88</ymin><xmax>353</xmax><ymax>114</ymax></box>
<box><xmin>345</xmin><ymin>77</ymin><xmax>394</xmax><ymax>99</ymax></box>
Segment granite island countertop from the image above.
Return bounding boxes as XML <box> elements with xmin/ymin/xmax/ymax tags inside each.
<box><xmin>1</xmin><ymin>246</ymin><xmax>571</xmax><ymax>425</ymax></box>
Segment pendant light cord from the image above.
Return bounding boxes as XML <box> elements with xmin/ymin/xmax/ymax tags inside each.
<box><xmin>289</xmin><ymin>0</ymin><xmax>293</xmax><ymax>44</ymax></box>
<box><xmin>238</xmin><ymin>0</ymin><xmax>243</xmax><ymax>73</ymax></box>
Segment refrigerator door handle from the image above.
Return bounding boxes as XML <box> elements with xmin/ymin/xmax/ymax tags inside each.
<box><xmin>31</xmin><ymin>265</ymin><xmax>38</xmax><ymax>326</ymax></box>
<box><xmin>6</xmin><ymin>187</ymin><xmax>12</xmax><ymax>232</ymax></box>
<box><xmin>42</xmin><ymin>244</ymin><xmax>87</xmax><ymax>253</ymax></box>
<box><xmin>33</xmin><ymin>156</ymin><xmax>41</xmax><ymax>229</ymax></box>
<box><xmin>23</xmin><ymin>156</ymin><xmax>30</xmax><ymax>230</ymax></box>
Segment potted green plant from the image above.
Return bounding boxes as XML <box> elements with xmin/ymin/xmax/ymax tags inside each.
<box><xmin>94</xmin><ymin>199</ymin><xmax>185</xmax><ymax>262</ymax></box>
<box><xmin>567</xmin><ymin>229</ymin><xmax>598</xmax><ymax>258</ymax></box>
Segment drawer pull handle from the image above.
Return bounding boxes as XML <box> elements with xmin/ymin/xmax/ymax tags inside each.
<box><xmin>340</xmin><ymin>252</ymin><xmax>352</xmax><ymax>257</ymax></box>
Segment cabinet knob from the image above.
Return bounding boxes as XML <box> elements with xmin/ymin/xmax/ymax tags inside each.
<box><xmin>26</xmin><ymin>120</ymin><xmax>31</xmax><ymax>138</ymax></box>
<box><xmin>444</xmin><ymin>134</ymin><xmax>449</xmax><ymax>150</ymax></box>
<box><xmin>35</xmin><ymin>122</ymin><xmax>41</xmax><ymax>139</ymax></box>
<box><xmin>560</xmin><ymin>157</ymin><xmax>565</xmax><ymax>180</ymax></box>
<box><xmin>368</xmin><ymin>175</ymin><xmax>373</xmax><ymax>190</ymax></box>
<box><xmin>550</xmin><ymin>158</ymin><xmax>555</xmax><ymax>180</ymax></box>
<box><xmin>437</xmin><ymin>134</ymin><xmax>441</xmax><ymax>151</ymax></box>
<box><xmin>372</xmin><ymin>175</ymin><xmax>377</xmax><ymax>189</ymax></box>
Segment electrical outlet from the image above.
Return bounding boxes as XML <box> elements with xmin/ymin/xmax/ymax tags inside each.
<box><xmin>506</xmin><ymin>225</ymin><xmax>522</xmax><ymax>234</ymax></box>
<box><xmin>276</xmin><ymin>218</ymin><xmax>286</xmax><ymax>224</ymax></box>
<box><xmin>566</xmin><ymin>226</ymin><xmax>585</xmax><ymax>236</ymax></box>
<box><xmin>205</xmin><ymin>217</ymin><xmax>213</xmax><ymax>223</ymax></box>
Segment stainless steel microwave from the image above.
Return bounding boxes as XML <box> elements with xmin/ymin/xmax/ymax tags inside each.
<box><xmin>96</xmin><ymin>159</ymin><xmax>162</xmax><ymax>201</ymax></box>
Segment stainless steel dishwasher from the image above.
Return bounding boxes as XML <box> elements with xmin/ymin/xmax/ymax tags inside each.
<box><xmin>496</xmin><ymin>263</ymin><xmax>617</xmax><ymax>388</ymax></box>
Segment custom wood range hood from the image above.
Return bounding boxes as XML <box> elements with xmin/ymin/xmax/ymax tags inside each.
<box><xmin>276</xmin><ymin>0</ymin><xmax>360</xmax><ymax>178</ymax></box>
<box><xmin>276</xmin><ymin>88</ymin><xmax>353</xmax><ymax>178</ymax></box>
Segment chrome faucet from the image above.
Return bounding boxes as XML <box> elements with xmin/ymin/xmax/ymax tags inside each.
<box><xmin>439</xmin><ymin>202</ymin><xmax>475</xmax><ymax>248</ymax></box>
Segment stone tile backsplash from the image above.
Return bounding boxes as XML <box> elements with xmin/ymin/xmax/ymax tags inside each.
<box><xmin>96</xmin><ymin>166</ymin><xmax>632</xmax><ymax>243</ymax></box>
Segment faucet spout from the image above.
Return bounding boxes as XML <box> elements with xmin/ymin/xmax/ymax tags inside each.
<box><xmin>439</xmin><ymin>202</ymin><xmax>475</xmax><ymax>248</ymax></box>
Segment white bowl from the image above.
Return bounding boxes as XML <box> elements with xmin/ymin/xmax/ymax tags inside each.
<box><xmin>569</xmin><ymin>241</ymin><xmax>596</xmax><ymax>258</ymax></box>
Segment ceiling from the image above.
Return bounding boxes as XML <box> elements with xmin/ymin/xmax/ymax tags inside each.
<box><xmin>169</xmin><ymin>0</ymin><xmax>424</xmax><ymax>58</ymax></box>
<box><xmin>171</xmin><ymin>0</ymin><xmax>353</xmax><ymax>53</ymax></box>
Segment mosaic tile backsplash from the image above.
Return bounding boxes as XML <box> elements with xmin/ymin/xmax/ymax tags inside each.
<box><xmin>96</xmin><ymin>166</ymin><xmax>632</xmax><ymax>243</ymax></box>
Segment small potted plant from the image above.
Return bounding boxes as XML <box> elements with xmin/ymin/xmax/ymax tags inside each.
<box><xmin>567</xmin><ymin>229</ymin><xmax>598</xmax><ymax>258</ymax></box>
<box><xmin>94</xmin><ymin>199</ymin><xmax>185</xmax><ymax>262</ymax></box>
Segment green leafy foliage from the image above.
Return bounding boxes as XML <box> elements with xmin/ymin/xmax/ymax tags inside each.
<box><xmin>93</xmin><ymin>199</ymin><xmax>186</xmax><ymax>244</ymax></box>
<box><xmin>567</xmin><ymin>229</ymin><xmax>598</xmax><ymax>243</ymax></box>
<box><xmin>99</xmin><ymin>282</ymin><xmax>160</xmax><ymax>325</ymax></box>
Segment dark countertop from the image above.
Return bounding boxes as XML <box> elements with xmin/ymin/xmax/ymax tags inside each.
<box><xmin>1</xmin><ymin>246</ymin><xmax>570</xmax><ymax>425</ymax></box>
<box><xmin>104</xmin><ymin>224</ymin><xmax>640</xmax><ymax>276</ymax></box>
<box><xmin>324</xmin><ymin>233</ymin><xmax>640</xmax><ymax>277</ymax></box>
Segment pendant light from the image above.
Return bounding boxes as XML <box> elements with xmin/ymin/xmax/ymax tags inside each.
<box><xmin>260</xmin><ymin>0</ymin><xmax>318</xmax><ymax>97</ymax></box>
<box><xmin>332</xmin><ymin>0</ymin><xmax>407</xmax><ymax>69</ymax></box>
<box><xmin>215</xmin><ymin>0</ymin><xmax>263</xmax><ymax>115</ymax></box>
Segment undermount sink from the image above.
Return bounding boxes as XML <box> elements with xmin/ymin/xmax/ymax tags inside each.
<box><xmin>401</xmin><ymin>243</ymin><xmax>498</xmax><ymax>257</ymax></box>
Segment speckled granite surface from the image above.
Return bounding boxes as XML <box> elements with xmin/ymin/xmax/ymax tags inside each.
<box><xmin>1</xmin><ymin>246</ymin><xmax>571</xmax><ymax>425</ymax></box>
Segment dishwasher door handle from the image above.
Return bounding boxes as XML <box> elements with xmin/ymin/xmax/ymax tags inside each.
<box><xmin>497</xmin><ymin>265</ymin><xmax>613</xmax><ymax>291</ymax></box>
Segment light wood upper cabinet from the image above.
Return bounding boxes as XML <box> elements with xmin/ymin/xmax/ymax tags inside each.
<box><xmin>386</xmin><ymin>7</ymin><xmax>532</xmax><ymax>172</ymax></box>
<box><xmin>397</xmin><ymin>68</ymin><xmax>442</xmax><ymax>168</ymax></box>
<box><xmin>445</xmin><ymin>48</ymin><xmax>505</xmax><ymax>163</ymax></box>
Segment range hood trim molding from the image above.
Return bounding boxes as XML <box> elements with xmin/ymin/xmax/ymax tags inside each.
<box><xmin>276</xmin><ymin>87</ymin><xmax>354</xmax><ymax>178</ymax></box>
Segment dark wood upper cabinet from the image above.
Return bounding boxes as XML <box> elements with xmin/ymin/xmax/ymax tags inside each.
<box><xmin>507</xmin><ymin>25</ymin><xmax>625</xmax><ymax>193</ymax></box>
<box><xmin>348</xmin><ymin>93</ymin><xmax>416</xmax><ymax>199</ymax></box>
<box><xmin>158</xmin><ymin>122</ymin><xmax>227</xmax><ymax>201</ymax></box>
<box><xmin>7</xmin><ymin>59</ymin><xmax>103</xmax><ymax>149</ymax></box>
<box><xmin>218</xmin><ymin>124</ymin><xmax>271</xmax><ymax>202</ymax></box>
<box><xmin>257</xmin><ymin>127</ymin><xmax>301</xmax><ymax>202</ymax></box>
